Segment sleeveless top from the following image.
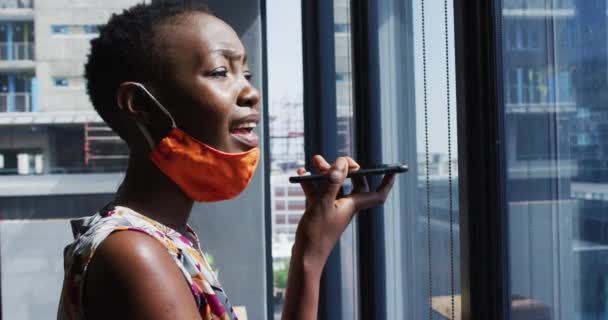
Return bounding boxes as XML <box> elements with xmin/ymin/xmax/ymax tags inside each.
<box><xmin>57</xmin><ymin>205</ymin><xmax>238</xmax><ymax>320</ymax></box>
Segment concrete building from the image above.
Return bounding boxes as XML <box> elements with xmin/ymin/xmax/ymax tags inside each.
<box><xmin>0</xmin><ymin>1</ymin><xmax>140</xmax><ymax>319</ymax></box>
<box><xmin>0</xmin><ymin>0</ymin><xmax>136</xmax><ymax>186</ymax></box>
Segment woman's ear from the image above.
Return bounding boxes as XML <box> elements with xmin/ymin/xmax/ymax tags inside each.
<box><xmin>116</xmin><ymin>83</ymin><xmax>152</xmax><ymax>124</ymax></box>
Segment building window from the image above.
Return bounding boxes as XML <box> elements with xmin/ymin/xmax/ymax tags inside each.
<box><xmin>506</xmin><ymin>66</ymin><xmax>573</xmax><ymax>105</ymax></box>
<box><xmin>51</xmin><ymin>25</ymin><xmax>69</xmax><ymax>35</ymax></box>
<box><xmin>0</xmin><ymin>21</ymin><xmax>35</xmax><ymax>61</ymax></box>
<box><xmin>577</xmin><ymin>133</ymin><xmax>591</xmax><ymax>146</ymax></box>
<box><xmin>51</xmin><ymin>24</ymin><xmax>100</xmax><ymax>36</ymax></box>
<box><xmin>505</xmin><ymin>20</ymin><xmax>542</xmax><ymax>51</ymax></box>
<box><xmin>0</xmin><ymin>0</ymin><xmax>33</xmax><ymax>9</ymax></box>
<box><xmin>557</xmin><ymin>20</ymin><xmax>576</xmax><ymax>48</ymax></box>
<box><xmin>53</xmin><ymin>77</ymin><xmax>69</xmax><ymax>87</ymax></box>
<box><xmin>17</xmin><ymin>152</ymin><xmax>43</xmax><ymax>175</ymax></box>
<box><xmin>52</xmin><ymin>76</ymin><xmax>85</xmax><ymax>89</ymax></box>
<box><xmin>557</xmin><ymin>69</ymin><xmax>573</xmax><ymax>102</ymax></box>
<box><xmin>83</xmin><ymin>24</ymin><xmax>99</xmax><ymax>34</ymax></box>
<box><xmin>577</xmin><ymin>107</ymin><xmax>591</xmax><ymax>119</ymax></box>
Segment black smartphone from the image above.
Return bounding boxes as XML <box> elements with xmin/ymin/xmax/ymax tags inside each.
<box><xmin>289</xmin><ymin>163</ymin><xmax>408</xmax><ymax>183</ymax></box>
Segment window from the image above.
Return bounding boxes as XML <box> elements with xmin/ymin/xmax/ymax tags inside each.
<box><xmin>557</xmin><ymin>20</ymin><xmax>576</xmax><ymax>48</ymax></box>
<box><xmin>52</xmin><ymin>76</ymin><xmax>84</xmax><ymax>88</ymax></box>
<box><xmin>51</xmin><ymin>24</ymin><xmax>100</xmax><ymax>36</ymax></box>
<box><xmin>505</xmin><ymin>66</ymin><xmax>574</xmax><ymax>107</ymax></box>
<box><xmin>0</xmin><ymin>21</ymin><xmax>35</xmax><ymax>61</ymax></box>
<box><xmin>332</xmin><ymin>1</ymin><xmax>361</xmax><ymax>319</ymax></box>
<box><xmin>500</xmin><ymin>1</ymin><xmax>608</xmax><ymax>318</ymax></box>
<box><xmin>83</xmin><ymin>24</ymin><xmax>99</xmax><ymax>34</ymax></box>
<box><xmin>267</xmin><ymin>0</ymin><xmax>305</xmax><ymax>318</ymax></box>
<box><xmin>371</xmin><ymin>0</ymin><xmax>461</xmax><ymax>318</ymax></box>
<box><xmin>51</xmin><ymin>24</ymin><xmax>68</xmax><ymax>35</ymax></box>
<box><xmin>0</xmin><ymin>2</ymin><xmax>145</xmax><ymax>319</ymax></box>
<box><xmin>2</xmin><ymin>1</ymin><xmax>270</xmax><ymax>318</ymax></box>
<box><xmin>53</xmin><ymin>77</ymin><xmax>68</xmax><ymax>87</ymax></box>
<box><xmin>0</xmin><ymin>0</ymin><xmax>33</xmax><ymax>9</ymax></box>
<box><xmin>505</xmin><ymin>20</ymin><xmax>542</xmax><ymax>50</ymax></box>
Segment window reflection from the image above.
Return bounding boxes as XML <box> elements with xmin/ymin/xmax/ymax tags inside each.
<box><xmin>502</xmin><ymin>0</ymin><xmax>608</xmax><ymax>318</ymax></box>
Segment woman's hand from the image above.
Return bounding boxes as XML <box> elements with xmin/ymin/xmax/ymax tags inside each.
<box><xmin>293</xmin><ymin>155</ymin><xmax>396</xmax><ymax>265</ymax></box>
<box><xmin>281</xmin><ymin>155</ymin><xmax>395</xmax><ymax>320</ymax></box>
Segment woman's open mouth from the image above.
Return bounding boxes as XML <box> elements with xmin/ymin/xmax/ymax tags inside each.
<box><xmin>229</xmin><ymin>121</ymin><xmax>259</xmax><ymax>148</ymax></box>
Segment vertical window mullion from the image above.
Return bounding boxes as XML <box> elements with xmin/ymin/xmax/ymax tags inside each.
<box><xmin>349</xmin><ymin>0</ymin><xmax>387</xmax><ymax>318</ymax></box>
<box><xmin>301</xmin><ymin>1</ymin><xmax>342</xmax><ymax>319</ymax></box>
<box><xmin>453</xmin><ymin>0</ymin><xmax>511</xmax><ymax>319</ymax></box>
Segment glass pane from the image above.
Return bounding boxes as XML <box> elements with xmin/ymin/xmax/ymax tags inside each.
<box><xmin>501</xmin><ymin>1</ymin><xmax>607</xmax><ymax>318</ymax></box>
<box><xmin>0</xmin><ymin>7</ymin><xmax>128</xmax><ymax>176</ymax></box>
<box><xmin>266</xmin><ymin>0</ymin><xmax>305</xmax><ymax>319</ymax></box>
<box><xmin>376</xmin><ymin>0</ymin><xmax>461</xmax><ymax>318</ymax></box>
<box><xmin>333</xmin><ymin>0</ymin><xmax>359</xmax><ymax>319</ymax></box>
<box><xmin>414</xmin><ymin>1</ymin><xmax>461</xmax><ymax>319</ymax></box>
<box><xmin>0</xmin><ymin>2</ymin><xmax>142</xmax><ymax>319</ymax></box>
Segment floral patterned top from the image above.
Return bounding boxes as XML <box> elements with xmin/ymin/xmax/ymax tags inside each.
<box><xmin>57</xmin><ymin>205</ymin><xmax>238</xmax><ymax>320</ymax></box>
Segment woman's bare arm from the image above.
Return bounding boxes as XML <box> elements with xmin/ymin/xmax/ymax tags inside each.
<box><xmin>281</xmin><ymin>156</ymin><xmax>396</xmax><ymax>320</ymax></box>
<box><xmin>84</xmin><ymin>231</ymin><xmax>202</xmax><ymax>320</ymax></box>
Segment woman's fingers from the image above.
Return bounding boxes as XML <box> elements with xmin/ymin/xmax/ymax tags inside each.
<box><xmin>319</xmin><ymin>157</ymin><xmax>348</xmax><ymax>205</ymax></box>
<box><xmin>343</xmin><ymin>157</ymin><xmax>361</xmax><ymax>171</ymax></box>
<box><xmin>342</xmin><ymin>173</ymin><xmax>396</xmax><ymax>212</ymax></box>
<box><xmin>376</xmin><ymin>173</ymin><xmax>396</xmax><ymax>195</ymax></box>
<box><xmin>313</xmin><ymin>155</ymin><xmax>360</xmax><ymax>173</ymax></box>
<box><xmin>296</xmin><ymin>167</ymin><xmax>316</xmax><ymax>200</ymax></box>
<box><xmin>351</xmin><ymin>175</ymin><xmax>370</xmax><ymax>193</ymax></box>
<box><xmin>312</xmin><ymin>155</ymin><xmax>331</xmax><ymax>173</ymax></box>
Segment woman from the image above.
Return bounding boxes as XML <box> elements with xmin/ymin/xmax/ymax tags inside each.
<box><xmin>58</xmin><ymin>1</ymin><xmax>395</xmax><ymax>319</ymax></box>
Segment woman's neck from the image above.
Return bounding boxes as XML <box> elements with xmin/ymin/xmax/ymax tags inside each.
<box><xmin>113</xmin><ymin>155</ymin><xmax>194</xmax><ymax>235</ymax></box>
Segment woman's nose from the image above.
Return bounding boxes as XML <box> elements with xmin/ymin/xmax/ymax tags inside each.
<box><xmin>237</xmin><ymin>81</ymin><xmax>261</xmax><ymax>109</ymax></box>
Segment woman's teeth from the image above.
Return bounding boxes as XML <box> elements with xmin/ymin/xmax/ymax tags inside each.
<box><xmin>232</xmin><ymin>122</ymin><xmax>257</xmax><ymax>130</ymax></box>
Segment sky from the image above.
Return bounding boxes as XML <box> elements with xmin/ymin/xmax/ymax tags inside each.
<box><xmin>265</xmin><ymin>0</ymin><xmax>458</xmax><ymax>157</ymax></box>
<box><xmin>266</xmin><ymin>0</ymin><xmax>303</xmax><ymax>107</ymax></box>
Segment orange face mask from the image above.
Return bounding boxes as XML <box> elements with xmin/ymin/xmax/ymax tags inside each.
<box><xmin>127</xmin><ymin>82</ymin><xmax>260</xmax><ymax>202</ymax></box>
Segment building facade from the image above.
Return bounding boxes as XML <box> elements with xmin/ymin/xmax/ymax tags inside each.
<box><xmin>0</xmin><ymin>1</ymin><xmax>139</xmax><ymax>319</ymax></box>
<box><xmin>502</xmin><ymin>0</ymin><xmax>608</xmax><ymax>318</ymax></box>
<box><xmin>0</xmin><ymin>0</ymin><xmax>134</xmax><ymax>200</ymax></box>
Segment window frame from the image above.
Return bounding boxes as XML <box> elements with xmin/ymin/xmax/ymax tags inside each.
<box><xmin>300</xmin><ymin>1</ymin><xmax>343</xmax><ymax>319</ymax></box>
<box><xmin>453</xmin><ymin>0</ymin><xmax>511</xmax><ymax>319</ymax></box>
<box><xmin>292</xmin><ymin>0</ymin><xmax>513</xmax><ymax>318</ymax></box>
<box><xmin>349</xmin><ymin>0</ymin><xmax>387</xmax><ymax>319</ymax></box>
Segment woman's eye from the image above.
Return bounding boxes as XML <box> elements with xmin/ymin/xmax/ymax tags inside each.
<box><xmin>209</xmin><ymin>68</ymin><xmax>228</xmax><ymax>78</ymax></box>
<box><xmin>244</xmin><ymin>72</ymin><xmax>253</xmax><ymax>80</ymax></box>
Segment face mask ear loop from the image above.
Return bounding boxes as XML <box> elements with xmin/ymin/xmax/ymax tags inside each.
<box><xmin>123</xmin><ymin>82</ymin><xmax>177</xmax><ymax>151</ymax></box>
<box><xmin>128</xmin><ymin>82</ymin><xmax>178</xmax><ymax>129</ymax></box>
<box><xmin>135</xmin><ymin>121</ymin><xmax>157</xmax><ymax>150</ymax></box>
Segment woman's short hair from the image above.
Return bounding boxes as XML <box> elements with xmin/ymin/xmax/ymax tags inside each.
<box><xmin>85</xmin><ymin>0</ymin><xmax>210</xmax><ymax>142</ymax></box>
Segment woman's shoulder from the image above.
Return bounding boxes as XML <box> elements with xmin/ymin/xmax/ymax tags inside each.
<box><xmin>59</xmin><ymin>206</ymin><xmax>201</xmax><ymax>319</ymax></box>
<box><xmin>82</xmin><ymin>229</ymin><xmax>201</xmax><ymax>320</ymax></box>
<box><xmin>61</xmin><ymin>205</ymin><xmax>186</xmax><ymax>295</ymax></box>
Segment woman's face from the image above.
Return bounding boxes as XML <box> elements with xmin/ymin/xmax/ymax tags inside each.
<box><xmin>153</xmin><ymin>12</ymin><xmax>260</xmax><ymax>154</ymax></box>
